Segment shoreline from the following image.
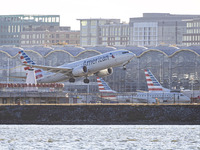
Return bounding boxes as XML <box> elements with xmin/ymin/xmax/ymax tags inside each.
<box><xmin>0</xmin><ymin>105</ymin><xmax>199</xmax><ymax>125</ymax></box>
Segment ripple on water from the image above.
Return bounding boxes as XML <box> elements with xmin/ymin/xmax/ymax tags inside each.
<box><xmin>0</xmin><ymin>125</ymin><xmax>199</xmax><ymax>150</ymax></box>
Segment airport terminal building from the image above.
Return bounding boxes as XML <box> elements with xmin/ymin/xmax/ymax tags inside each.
<box><xmin>0</xmin><ymin>46</ymin><xmax>200</xmax><ymax>93</ymax></box>
<box><xmin>0</xmin><ymin>45</ymin><xmax>199</xmax><ymax>93</ymax></box>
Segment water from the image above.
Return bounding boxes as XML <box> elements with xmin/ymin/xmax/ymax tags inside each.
<box><xmin>0</xmin><ymin>125</ymin><xmax>199</xmax><ymax>150</ymax></box>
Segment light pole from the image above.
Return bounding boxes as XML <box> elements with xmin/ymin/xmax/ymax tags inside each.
<box><xmin>191</xmin><ymin>78</ymin><xmax>194</xmax><ymax>99</ymax></box>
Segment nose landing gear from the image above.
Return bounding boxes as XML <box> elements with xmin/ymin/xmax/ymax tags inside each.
<box><xmin>123</xmin><ymin>65</ymin><xmax>126</xmax><ymax>70</ymax></box>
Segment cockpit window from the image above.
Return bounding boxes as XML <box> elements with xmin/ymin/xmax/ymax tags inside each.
<box><xmin>122</xmin><ymin>51</ymin><xmax>129</xmax><ymax>54</ymax></box>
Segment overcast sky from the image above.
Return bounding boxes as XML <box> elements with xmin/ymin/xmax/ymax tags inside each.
<box><xmin>1</xmin><ymin>0</ymin><xmax>200</xmax><ymax>30</ymax></box>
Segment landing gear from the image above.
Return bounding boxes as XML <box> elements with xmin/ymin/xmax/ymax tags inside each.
<box><xmin>69</xmin><ymin>78</ymin><xmax>75</xmax><ymax>83</ymax></box>
<box><xmin>123</xmin><ymin>65</ymin><xmax>126</xmax><ymax>70</ymax></box>
<box><xmin>83</xmin><ymin>78</ymin><xmax>89</xmax><ymax>83</ymax></box>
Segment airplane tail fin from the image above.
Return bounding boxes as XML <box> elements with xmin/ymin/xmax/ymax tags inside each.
<box><xmin>18</xmin><ymin>50</ymin><xmax>44</xmax><ymax>79</ymax></box>
<box><xmin>97</xmin><ymin>77</ymin><xmax>117</xmax><ymax>100</ymax></box>
<box><xmin>144</xmin><ymin>69</ymin><xmax>170</xmax><ymax>92</ymax></box>
<box><xmin>97</xmin><ymin>77</ymin><xmax>116</xmax><ymax>93</ymax></box>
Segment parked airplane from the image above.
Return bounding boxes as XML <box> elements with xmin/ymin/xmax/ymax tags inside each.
<box><xmin>18</xmin><ymin>50</ymin><xmax>135</xmax><ymax>83</ymax></box>
<box><xmin>97</xmin><ymin>69</ymin><xmax>190</xmax><ymax>103</ymax></box>
<box><xmin>97</xmin><ymin>77</ymin><xmax>155</xmax><ymax>103</ymax></box>
<box><xmin>144</xmin><ymin>69</ymin><xmax>170</xmax><ymax>92</ymax></box>
<box><xmin>143</xmin><ymin>69</ymin><xmax>190</xmax><ymax>102</ymax></box>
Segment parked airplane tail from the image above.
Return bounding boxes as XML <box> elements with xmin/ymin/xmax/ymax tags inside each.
<box><xmin>144</xmin><ymin>69</ymin><xmax>170</xmax><ymax>92</ymax></box>
<box><xmin>97</xmin><ymin>77</ymin><xmax>117</xmax><ymax>100</ymax></box>
<box><xmin>97</xmin><ymin>77</ymin><xmax>116</xmax><ymax>93</ymax></box>
<box><xmin>18</xmin><ymin>50</ymin><xmax>44</xmax><ymax>79</ymax></box>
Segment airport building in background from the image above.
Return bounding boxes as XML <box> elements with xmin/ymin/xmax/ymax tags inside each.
<box><xmin>100</xmin><ymin>22</ymin><xmax>129</xmax><ymax>46</ymax></box>
<box><xmin>0</xmin><ymin>15</ymin><xmax>80</xmax><ymax>47</ymax></box>
<box><xmin>129</xmin><ymin>13</ymin><xmax>200</xmax><ymax>46</ymax></box>
<box><xmin>79</xmin><ymin>13</ymin><xmax>200</xmax><ymax>47</ymax></box>
<box><xmin>78</xmin><ymin>18</ymin><xmax>121</xmax><ymax>46</ymax></box>
<box><xmin>20</xmin><ymin>27</ymin><xmax>80</xmax><ymax>47</ymax></box>
<box><xmin>0</xmin><ymin>15</ymin><xmax>60</xmax><ymax>47</ymax></box>
<box><xmin>183</xmin><ymin>18</ymin><xmax>200</xmax><ymax>46</ymax></box>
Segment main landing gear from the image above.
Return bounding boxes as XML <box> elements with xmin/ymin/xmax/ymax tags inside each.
<box><xmin>69</xmin><ymin>78</ymin><xmax>75</xmax><ymax>83</ymax></box>
<box><xmin>69</xmin><ymin>78</ymin><xmax>90</xmax><ymax>83</ymax></box>
<box><xmin>83</xmin><ymin>78</ymin><xmax>89</xmax><ymax>83</ymax></box>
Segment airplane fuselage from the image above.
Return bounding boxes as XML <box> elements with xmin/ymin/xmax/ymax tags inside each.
<box><xmin>101</xmin><ymin>92</ymin><xmax>190</xmax><ymax>103</ymax></box>
<box><xmin>135</xmin><ymin>92</ymin><xmax>190</xmax><ymax>103</ymax></box>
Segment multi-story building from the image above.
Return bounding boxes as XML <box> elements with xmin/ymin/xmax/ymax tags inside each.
<box><xmin>77</xmin><ymin>18</ymin><xmax>120</xmax><ymax>46</ymax></box>
<box><xmin>46</xmin><ymin>30</ymin><xmax>80</xmax><ymax>46</ymax></box>
<box><xmin>0</xmin><ymin>15</ymin><xmax>60</xmax><ymax>47</ymax></box>
<box><xmin>182</xmin><ymin>18</ymin><xmax>200</xmax><ymax>46</ymax></box>
<box><xmin>100</xmin><ymin>22</ymin><xmax>129</xmax><ymax>46</ymax></box>
<box><xmin>129</xmin><ymin>13</ymin><xmax>200</xmax><ymax>46</ymax></box>
<box><xmin>20</xmin><ymin>26</ymin><xmax>80</xmax><ymax>46</ymax></box>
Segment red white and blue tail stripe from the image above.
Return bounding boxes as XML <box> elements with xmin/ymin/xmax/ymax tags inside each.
<box><xmin>97</xmin><ymin>77</ymin><xmax>117</xmax><ymax>100</ymax></box>
<box><xmin>18</xmin><ymin>50</ymin><xmax>43</xmax><ymax>79</ymax></box>
<box><xmin>144</xmin><ymin>69</ymin><xmax>170</xmax><ymax>92</ymax></box>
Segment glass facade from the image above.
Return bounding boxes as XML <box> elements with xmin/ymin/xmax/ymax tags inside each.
<box><xmin>78</xmin><ymin>19</ymin><xmax>120</xmax><ymax>46</ymax></box>
<box><xmin>0</xmin><ymin>46</ymin><xmax>199</xmax><ymax>93</ymax></box>
<box><xmin>183</xmin><ymin>19</ymin><xmax>200</xmax><ymax>46</ymax></box>
<box><xmin>131</xmin><ymin>22</ymin><xmax>158</xmax><ymax>46</ymax></box>
<box><xmin>129</xmin><ymin>13</ymin><xmax>200</xmax><ymax>46</ymax></box>
<box><xmin>101</xmin><ymin>23</ymin><xmax>129</xmax><ymax>46</ymax></box>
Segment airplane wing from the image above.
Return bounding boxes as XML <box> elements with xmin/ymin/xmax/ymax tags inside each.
<box><xmin>136</xmin><ymin>90</ymin><xmax>148</xmax><ymax>93</ymax></box>
<box><xmin>23</xmin><ymin>64</ymin><xmax>73</xmax><ymax>74</ymax></box>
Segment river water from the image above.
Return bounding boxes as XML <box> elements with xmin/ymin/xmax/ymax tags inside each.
<box><xmin>0</xmin><ymin>125</ymin><xmax>199</xmax><ymax>150</ymax></box>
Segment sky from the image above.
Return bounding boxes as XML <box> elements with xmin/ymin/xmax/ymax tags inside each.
<box><xmin>1</xmin><ymin>0</ymin><xmax>200</xmax><ymax>30</ymax></box>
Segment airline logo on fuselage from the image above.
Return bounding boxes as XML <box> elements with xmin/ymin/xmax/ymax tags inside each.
<box><xmin>83</xmin><ymin>53</ymin><xmax>114</xmax><ymax>66</ymax></box>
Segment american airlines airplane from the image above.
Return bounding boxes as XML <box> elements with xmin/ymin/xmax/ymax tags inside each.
<box><xmin>97</xmin><ymin>69</ymin><xmax>190</xmax><ymax>103</ymax></box>
<box><xmin>97</xmin><ymin>77</ymin><xmax>155</xmax><ymax>103</ymax></box>
<box><xmin>143</xmin><ymin>69</ymin><xmax>190</xmax><ymax>102</ymax></box>
<box><xmin>18</xmin><ymin>50</ymin><xmax>135</xmax><ymax>83</ymax></box>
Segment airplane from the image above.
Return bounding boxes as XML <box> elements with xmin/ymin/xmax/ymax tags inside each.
<box><xmin>144</xmin><ymin>69</ymin><xmax>170</xmax><ymax>92</ymax></box>
<box><xmin>96</xmin><ymin>69</ymin><xmax>191</xmax><ymax>103</ymax></box>
<box><xmin>96</xmin><ymin>77</ymin><xmax>155</xmax><ymax>103</ymax></box>
<box><xmin>143</xmin><ymin>69</ymin><xmax>190</xmax><ymax>103</ymax></box>
<box><xmin>18</xmin><ymin>50</ymin><xmax>135</xmax><ymax>83</ymax></box>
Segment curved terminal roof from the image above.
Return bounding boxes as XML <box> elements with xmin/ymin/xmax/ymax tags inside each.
<box><xmin>146</xmin><ymin>46</ymin><xmax>180</xmax><ymax>56</ymax></box>
<box><xmin>53</xmin><ymin>46</ymin><xmax>85</xmax><ymax>56</ymax></box>
<box><xmin>0</xmin><ymin>46</ymin><xmax>23</xmax><ymax>57</ymax></box>
<box><xmin>84</xmin><ymin>46</ymin><xmax>116</xmax><ymax>54</ymax></box>
<box><xmin>22</xmin><ymin>46</ymin><xmax>54</xmax><ymax>56</ymax></box>
<box><xmin>0</xmin><ymin>45</ymin><xmax>199</xmax><ymax>58</ymax></box>
<box><xmin>178</xmin><ymin>46</ymin><xmax>200</xmax><ymax>55</ymax></box>
<box><xmin>115</xmin><ymin>46</ymin><xmax>148</xmax><ymax>56</ymax></box>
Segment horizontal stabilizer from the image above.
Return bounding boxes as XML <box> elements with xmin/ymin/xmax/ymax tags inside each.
<box><xmin>5</xmin><ymin>76</ymin><xmax>26</xmax><ymax>79</ymax></box>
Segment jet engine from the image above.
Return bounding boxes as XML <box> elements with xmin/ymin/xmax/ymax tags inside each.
<box><xmin>96</xmin><ymin>68</ymin><xmax>113</xmax><ymax>77</ymax></box>
<box><xmin>72</xmin><ymin>66</ymin><xmax>88</xmax><ymax>77</ymax></box>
